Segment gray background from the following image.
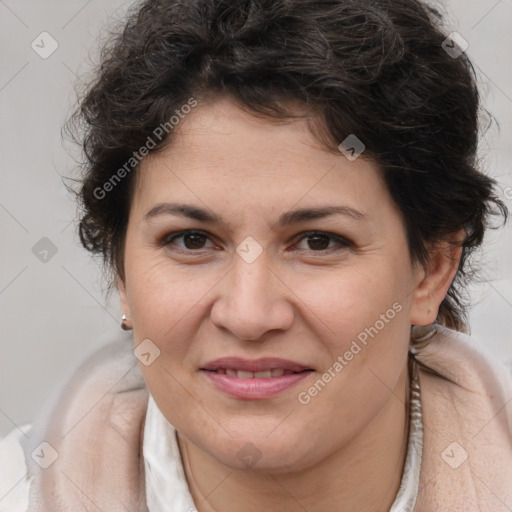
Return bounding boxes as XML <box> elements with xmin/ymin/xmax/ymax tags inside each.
<box><xmin>1</xmin><ymin>0</ymin><xmax>511</xmax><ymax>438</ymax></box>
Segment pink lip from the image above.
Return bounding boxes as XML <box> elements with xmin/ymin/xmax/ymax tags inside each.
<box><xmin>201</xmin><ymin>370</ymin><xmax>313</xmax><ymax>399</ymax></box>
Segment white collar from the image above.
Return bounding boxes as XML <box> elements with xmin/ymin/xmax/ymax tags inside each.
<box><xmin>143</xmin><ymin>393</ymin><xmax>196</xmax><ymax>511</ymax></box>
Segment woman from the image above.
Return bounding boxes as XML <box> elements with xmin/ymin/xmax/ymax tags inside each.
<box><xmin>1</xmin><ymin>0</ymin><xmax>511</xmax><ymax>510</ymax></box>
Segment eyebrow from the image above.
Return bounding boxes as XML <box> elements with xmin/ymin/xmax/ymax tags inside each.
<box><xmin>144</xmin><ymin>202</ymin><xmax>367</xmax><ymax>228</ymax></box>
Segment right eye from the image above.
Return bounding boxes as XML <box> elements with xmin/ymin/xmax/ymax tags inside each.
<box><xmin>160</xmin><ymin>230</ymin><xmax>217</xmax><ymax>253</ymax></box>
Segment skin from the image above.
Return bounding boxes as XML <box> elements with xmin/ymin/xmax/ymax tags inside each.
<box><xmin>118</xmin><ymin>96</ymin><xmax>461</xmax><ymax>512</ymax></box>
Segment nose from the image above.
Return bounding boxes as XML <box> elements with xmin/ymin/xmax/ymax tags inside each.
<box><xmin>209</xmin><ymin>254</ymin><xmax>295</xmax><ymax>341</ymax></box>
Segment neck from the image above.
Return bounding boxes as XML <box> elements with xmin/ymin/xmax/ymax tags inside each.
<box><xmin>178</xmin><ymin>366</ymin><xmax>410</xmax><ymax>512</ymax></box>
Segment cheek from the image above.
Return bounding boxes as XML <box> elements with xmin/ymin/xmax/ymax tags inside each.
<box><xmin>293</xmin><ymin>262</ymin><xmax>411</xmax><ymax>351</ymax></box>
<box><xmin>292</xmin><ymin>260</ymin><xmax>413</xmax><ymax>413</ymax></box>
<box><xmin>291</xmin><ymin>273</ymin><xmax>410</xmax><ymax>447</ymax></box>
<box><xmin>126</xmin><ymin>252</ymin><xmax>216</xmax><ymax>340</ymax></box>
<box><xmin>128</xmin><ymin>260</ymin><xmax>214</xmax><ymax>427</ymax></box>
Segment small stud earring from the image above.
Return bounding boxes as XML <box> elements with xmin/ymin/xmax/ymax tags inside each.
<box><xmin>121</xmin><ymin>314</ymin><xmax>132</xmax><ymax>331</ymax></box>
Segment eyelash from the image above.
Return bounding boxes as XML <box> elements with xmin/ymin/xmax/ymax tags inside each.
<box><xmin>159</xmin><ymin>230</ymin><xmax>353</xmax><ymax>255</ymax></box>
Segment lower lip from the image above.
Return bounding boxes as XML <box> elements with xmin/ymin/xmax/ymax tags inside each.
<box><xmin>201</xmin><ymin>370</ymin><xmax>313</xmax><ymax>399</ymax></box>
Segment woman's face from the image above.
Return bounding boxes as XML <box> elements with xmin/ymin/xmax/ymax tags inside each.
<box><xmin>119</xmin><ymin>96</ymin><xmax>431</xmax><ymax>472</ymax></box>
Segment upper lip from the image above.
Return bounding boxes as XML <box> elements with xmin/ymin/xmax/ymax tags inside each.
<box><xmin>201</xmin><ymin>357</ymin><xmax>312</xmax><ymax>373</ymax></box>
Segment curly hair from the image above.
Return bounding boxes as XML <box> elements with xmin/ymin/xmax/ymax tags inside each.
<box><xmin>66</xmin><ymin>0</ymin><xmax>508</xmax><ymax>332</ymax></box>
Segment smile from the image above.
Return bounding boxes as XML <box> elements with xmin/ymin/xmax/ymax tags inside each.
<box><xmin>201</xmin><ymin>368</ymin><xmax>314</xmax><ymax>399</ymax></box>
<box><xmin>208</xmin><ymin>368</ymin><xmax>298</xmax><ymax>378</ymax></box>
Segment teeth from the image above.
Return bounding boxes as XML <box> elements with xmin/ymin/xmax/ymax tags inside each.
<box><xmin>237</xmin><ymin>370</ymin><xmax>254</xmax><ymax>379</ymax></box>
<box><xmin>254</xmin><ymin>370</ymin><xmax>271</xmax><ymax>378</ymax></box>
<box><xmin>215</xmin><ymin>368</ymin><xmax>294</xmax><ymax>378</ymax></box>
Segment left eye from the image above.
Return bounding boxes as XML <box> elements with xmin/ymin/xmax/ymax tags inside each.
<box><xmin>292</xmin><ymin>231</ymin><xmax>351</xmax><ymax>252</ymax></box>
<box><xmin>160</xmin><ymin>230</ymin><xmax>351</xmax><ymax>253</ymax></box>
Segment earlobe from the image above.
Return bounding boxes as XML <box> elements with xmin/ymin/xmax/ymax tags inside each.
<box><xmin>410</xmin><ymin>232</ymin><xmax>464</xmax><ymax>326</ymax></box>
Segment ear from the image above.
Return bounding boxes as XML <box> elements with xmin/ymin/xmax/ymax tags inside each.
<box><xmin>409</xmin><ymin>231</ymin><xmax>464</xmax><ymax>326</ymax></box>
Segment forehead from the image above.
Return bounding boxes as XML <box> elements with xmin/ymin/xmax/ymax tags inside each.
<box><xmin>130</xmin><ymin>96</ymin><xmax>392</xmax><ymax>221</ymax></box>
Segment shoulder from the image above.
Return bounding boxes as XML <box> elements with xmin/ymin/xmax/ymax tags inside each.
<box><xmin>415</xmin><ymin>324</ymin><xmax>512</xmax><ymax>396</ymax></box>
<box><xmin>0</xmin><ymin>425</ymin><xmax>32</xmax><ymax>512</ymax></box>
<box><xmin>414</xmin><ymin>324</ymin><xmax>512</xmax><ymax>427</ymax></box>
<box><xmin>414</xmin><ymin>326</ymin><xmax>512</xmax><ymax>509</ymax></box>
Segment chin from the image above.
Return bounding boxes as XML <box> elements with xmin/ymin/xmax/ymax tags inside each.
<box><xmin>199</xmin><ymin>429</ymin><xmax>323</xmax><ymax>474</ymax></box>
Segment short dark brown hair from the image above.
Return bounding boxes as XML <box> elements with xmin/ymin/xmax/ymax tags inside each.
<box><xmin>66</xmin><ymin>0</ymin><xmax>508</xmax><ymax>331</ymax></box>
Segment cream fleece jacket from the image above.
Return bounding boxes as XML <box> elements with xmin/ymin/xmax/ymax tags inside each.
<box><xmin>0</xmin><ymin>325</ymin><xmax>511</xmax><ymax>511</ymax></box>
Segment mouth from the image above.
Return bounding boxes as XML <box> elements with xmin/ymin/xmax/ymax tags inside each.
<box><xmin>200</xmin><ymin>357</ymin><xmax>315</xmax><ymax>399</ymax></box>
<box><xmin>203</xmin><ymin>368</ymin><xmax>305</xmax><ymax>378</ymax></box>
<box><xmin>201</xmin><ymin>356</ymin><xmax>313</xmax><ymax>373</ymax></box>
